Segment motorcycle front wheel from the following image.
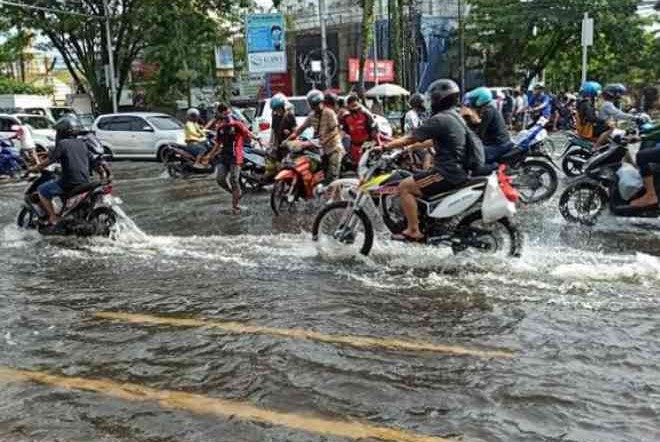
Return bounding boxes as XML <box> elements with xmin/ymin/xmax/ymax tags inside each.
<box><xmin>558</xmin><ymin>182</ymin><xmax>608</xmax><ymax>226</ymax></box>
<box><xmin>270</xmin><ymin>179</ymin><xmax>298</xmax><ymax>215</ymax></box>
<box><xmin>511</xmin><ymin>159</ymin><xmax>558</xmax><ymax>204</ymax></box>
<box><xmin>88</xmin><ymin>207</ymin><xmax>117</xmax><ymax>237</ymax></box>
<box><xmin>312</xmin><ymin>200</ymin><xmax>374</xmax><ymax>256</ymax></box>
<box><xmin>453</xmin><ymin>211</ymin><xmax>522</xmax><ymax>257</ymax></box>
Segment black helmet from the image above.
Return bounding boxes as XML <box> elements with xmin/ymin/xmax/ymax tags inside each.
<box><xmin>53</xmin><ymin>115</ymin><xmax>82</xmax><ymax>139</ymax></box>
<box><xmin>409</xmin><ymin>92</ymin><xmax>424</xmax><ymax>108</ymax></box>
<box><xmin>426</xmin><ymin>79</ymin><xmax>460</xmax><ymax>111</ymax></box>
<box><xmin>323</xmin><ymin>92</ymin><xmax>338</xmax><ymax>107</ymax></box>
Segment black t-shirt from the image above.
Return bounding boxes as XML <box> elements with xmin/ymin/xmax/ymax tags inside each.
<box><xmin>412</xmin><ymin>109</ymin><xmax>468</xmax><ymax>184</ymax></box>
<box><xmin>477</xmin><ymin>104</ymin><xmax>511</xmax><ymax>146</ymax></box>
<box><xmin>218</xmin><ymin>124</ymin><xmax>237</xmax><ymax>162</ymax></box>
<box><xmin>49</xmin><ymin>138</ymin><xmax>94</xmax><ymax>189</ymax></box>
<box><xmin>272</xmin><ymin>111</ymin><xmax>297</xmax><ymax>149</ymax></box>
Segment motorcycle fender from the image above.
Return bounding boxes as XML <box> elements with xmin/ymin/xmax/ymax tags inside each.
<box><xmin>563</xmin><ymin>175</ymin><xmax>602</xmax><ymax>188</ymax></box>
<box><xmin>429</xmin><ymin>189</ymin><xmax>482</xmax><ymax>219</ymax></box>
<box><xmin>275</xmin><ymin>169</ymin><xmax>296</xmax><ymax>181</ymax></box>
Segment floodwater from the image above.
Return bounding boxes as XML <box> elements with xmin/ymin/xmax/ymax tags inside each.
<box><xmin>1</xmin><ymin>154</ymin><xmax>659</xmax><ymax>442</ymax></box>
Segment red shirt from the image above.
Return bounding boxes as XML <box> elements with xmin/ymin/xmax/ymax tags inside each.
<box><xmin>341</xmin><ymin>110</ymin><xmax>375</xmax><ymax>146</ymax></box>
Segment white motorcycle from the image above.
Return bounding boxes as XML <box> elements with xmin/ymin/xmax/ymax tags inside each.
<box><xmin>312</xmin><ymin>149</ymin><xmax>523</xmax><ymax>257</ymax></box>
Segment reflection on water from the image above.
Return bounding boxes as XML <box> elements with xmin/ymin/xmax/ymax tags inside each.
<box><xmin>1</xmin><ymin>161</ymin><xmax>659</xmax><ymax>442</ymax></box>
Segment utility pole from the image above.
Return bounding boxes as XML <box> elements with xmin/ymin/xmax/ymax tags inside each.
<box><xmin>103</xmin><ymin>0</ymin><xmax>118</xmax><ymax>113</ymax></box>
<box><xmin>318</xmin><ymin>0</ymin><xmax>329</xmax><ymax>90</ymax></box>
<box><xmin>581</xmin><ymin>12</ymin><xmax>593</xmax><ymax>85</ymax></box>
<box><xmin>458</xmin><ymin>0</ymin><xmax>465</xmax><ymax>92</ymax></box>
<box><xmin>373</xmin><ymin>20</ymin><xmax>379</xmax><ymax>86</ymax></box>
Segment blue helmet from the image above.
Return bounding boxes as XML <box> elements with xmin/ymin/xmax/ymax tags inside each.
<box><xmin>580</xmin><ymin>81</ymin><xmax>602</xmax><ymax>98</ymax></box>
<box><xmin>603</xmin><ymin>83</ymin><xmax>626</xmax><ymax>98</ymax></box>
<box><xmin>270</xmin><ymin>94</ymin><xmax>286</xmax><ymax>110</ymax></box>
<box><xmin>466</xmin><ymin>87</ymin><xmax>493</xmax><ymax>107</ymax></box>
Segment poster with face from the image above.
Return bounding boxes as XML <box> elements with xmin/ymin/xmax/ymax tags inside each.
<box><xmin>246</xmin><ymin>13</ymin><xmax>287</xmax><ymax>74</ymax></box>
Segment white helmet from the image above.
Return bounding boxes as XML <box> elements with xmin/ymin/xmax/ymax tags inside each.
<box><xmin>186</xmin><ymin>108</ymin><xmax>200</xmax><ymax>119</ymax></box>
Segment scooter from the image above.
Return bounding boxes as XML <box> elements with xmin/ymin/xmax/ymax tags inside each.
<box><xmin>240</xmin><ymin>144</ymin><xmax>279</xmax><ymax>191</ymax></box>
<box><xmin>312</xmin><ymin>148</ymin><xmax>522</xmax><ymax>257</ymax></box>
<box><xmin>558</xmin><ymin>129</ymin><xmax>660</xmax><ymax>226</ymax></box>
<box><xmin>17</xmin><ymin>170</ymin><xmax>120</xmax><ymax>236</ymax></box>
<box><xmin>270</xmin><ymin>139</ymin><xmax>326</xmax><ymax>215</ymax></box>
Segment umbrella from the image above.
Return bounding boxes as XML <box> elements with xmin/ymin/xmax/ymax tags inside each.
<box><xmin>365</xmin><ymin>83</ymin><xmax>410</xmax><ymax>98</ymax></box>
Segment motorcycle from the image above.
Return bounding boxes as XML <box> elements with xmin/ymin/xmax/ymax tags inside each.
<box><xmin>311</xmin><ymin>149</ymin><xmax>523</xmax><ymax>257</ymax></box>
<box><xmin>496</xmin><ymin>117</ymin><xmax>559</xmax><ymax>204</ymax></box>
<box><xmin>270</xmin><ymin>139</ymin><xmax>326</xmax><ymax>215</ymax></box>
<box><xmin>17</xmin><ymin>169</ymin><xmax>120</xmax><ymax>236</ymax></box>
<box><xmin>0</xmin><ymin>137</ymin><xmax>26</xmax><ymax>181</ymax></box>
<box><xmin>558</xmin><ymin>129</ymin><xmax>660</xmax><ymax>226</ymax></box>
<box><xmin>240</xmin><ymin>144</ymin><xmax>279</xmax><ymax>191</ymax></box>
<box><xmin>560</xmin><ymin>115</ymin><xmax>655</xmax><ymax>178</ymax></box>
<box><xmin>162</xmin><ymin>132</ymin><xmax>216</xmax><ymax>178</ymax></box>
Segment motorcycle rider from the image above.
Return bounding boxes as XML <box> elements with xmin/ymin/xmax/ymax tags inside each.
<box><xmin>378</xmin><ymin>79</ymin><xmax>468</xmax><ymax>242</ymax></box>
<box><xmin>287</xmin><ymin>89</ymin><xmax>344</xmax><ymax>185</ymax></box>
<box><xmin>184</xmin><ymin>107</ymin><xmax>208</xmax><ymax>168</ymax></box>
<box><xmin>404</xmin><ymin>93</ymin><xmax>427</xmax><ymax>133</ymax></box>
<box><xmin>340</xmin><ymin>94</ymin><xmax>378</xmax><ymax>164</ymax></box>
<box><xmin>465</xmin><ymin>86</ymin><xmax>513</xmax><ymax>168</ymax></box>
<box><xmin>29</xmin><ymin>116</ymin><xmax>98</xmax><ymax>226</ymax></box>
<box><xmin>202</xmin><ymin>102</ymin><xmax>261</xmax><ymax>214</ymax></box>
<box><xmin>527</xmin><ymin>83</ymin><xmax>551</xmax><ymax>121</ymax></box>
<box><xmin>269</xmin><ymin>94</ymin><xmax>297</xmax><ymax>162</ymax></box>
<box><xmin>576</xmin><ymin>81</ymin><xmax>608</xmax><ymax>143</ymax></box>
<box><xmin>630</xmin><ymin>139</ymin><xmax>660</xmax><ymax>208</ymax></box>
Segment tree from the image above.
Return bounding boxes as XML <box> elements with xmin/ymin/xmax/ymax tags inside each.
<box><xmin>0</xmin><ymin>0</ymin><xmax>244</xmax><ymax>112</ymax></box>
<box><xmin>357</xmin><ymin>0</ymin><xmax>376</xmax><ymax>96</ymax></box>
<box><xmin>388</xmin><ymin>0</ymin><xmax>402</xmax><ymax>84</ymax></box>
<box><xmin>467</xmin><ymin>0</ymin><xmax>646</xmax><ymax>88</ymax></box>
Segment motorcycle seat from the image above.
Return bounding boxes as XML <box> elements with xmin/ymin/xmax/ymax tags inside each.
<box><xmin>64</xmin><ymin>181</ymin><xmax>101</xmax><ymax>198</ymax></box>
<box><xmin>500</xmin><ymin>147</ymin><xmax>525</xmax><ymax>163</ymax></box>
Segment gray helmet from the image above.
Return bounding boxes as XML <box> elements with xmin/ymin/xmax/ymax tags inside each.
<box><xmin>186</xmin><ymin>107</ymin><xmax>200</xmax><ymax>119</ymax></box>
<box><xmin>306</xmin><ymin>89</ymin><xmax>324</xmax><ymax>106</ymax></box>
<box><xmin>53</xmin><ymin>115</ymin><xmax>82</xmax><ymax>139</ymax></box>
<box><xmin>426</xmin><ymin>79</ymin><xmax>460</xmax><ymax>105</ymax></box>
<box><xmin>409</xmin><ymin>92</ymin><xmax>425</xmax><ymax>108</ymax></box>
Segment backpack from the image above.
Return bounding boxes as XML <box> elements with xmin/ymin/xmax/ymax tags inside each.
<box><xmin>447</xmin><ymin>111</ymin><xmax>485</xmax><ymax>175</ymax></box>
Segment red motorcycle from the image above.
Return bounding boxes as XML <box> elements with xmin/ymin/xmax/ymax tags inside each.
<box><xmin>270</xmin><ymin>139</ymin><xmax>324</xmax><ymax>215</ymax></box>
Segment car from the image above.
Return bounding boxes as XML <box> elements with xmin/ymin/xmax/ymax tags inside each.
<box><xmin>93</xmin><ymin>112</ymin><xmax>185</xmax><ymax>161</ymax></box>
<box><xmin>254</xmin><ymin>96</ymin><xmax>393</xmax><ymax>146</ymax></box>
<box><xmin>0</xmin><ymin>113</ymin><xmax>55</xmax><ymax>152</ymax></box>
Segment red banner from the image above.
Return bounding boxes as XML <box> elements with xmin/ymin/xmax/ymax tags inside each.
<box><xmin>348</xmin><ymin>58</ymin><xmax>395</xmax><ymax>83</ymax></box>
<box><xmin>267</xmin><ymin>72</ymin><xmax>292</xmax><ymax>96</ymax></box>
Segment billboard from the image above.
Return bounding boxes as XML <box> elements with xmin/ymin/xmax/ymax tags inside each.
<box><xmin>215</xmin><ymin>45</ymin><xmax>234</xmax><ymax>70</ymax></box>
<box><xmin>246</xmin><ymin>13</ymin><xmax>286</xmax><ymax>74</ymax></box>
<box><xmin>347</xmin><ymin>59</ymin><xmax>395</xmax><ymax>83</ymax></box>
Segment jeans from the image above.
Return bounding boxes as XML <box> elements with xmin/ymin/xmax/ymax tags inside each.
<box><xmin>38</xmin><ymin>180</ymin><xmax>64</xmax><ymax>199</ymax></box>
<box><xmin>637</xmin><ymin>145</ymin><xmax>660</xmax><ymax>177</ymax></box>
<box><xmin>185</xmin><ymin>142</ymin><xmax>207</xmax><ymax>157</ymax></box>
<box><xmin>216</xmin><ymin>162</ymin><xmax>241</xmax><ymax>194</ymax></box>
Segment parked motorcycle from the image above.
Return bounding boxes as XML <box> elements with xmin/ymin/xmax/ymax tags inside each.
<box><xmin>0</xmin><ymin>137</ymin><xmax>26</xmax><ymax>181</ymax></box>
<box><xmin>312</xmin><ymin>149</ymin><xmax>523</xmax><ymax>257</ymax></box>
<box><xmin>558</xmin><ymin>129</ymin><xmax>660</xmax><ymax>225</ymax></box>
<box><xmin>17</xmin><ymin>169</ymin><xmax>120</xmax><ymax>236</ymax></box>
<box><xmin>240</xmin><ymin>145</ymin><xmax>279</xmax><ymax>190</ymax></box>
<box><xmin>270</xmin><ymin>139</ymin><xmax>325</xmax><ymax>215</ymax></box>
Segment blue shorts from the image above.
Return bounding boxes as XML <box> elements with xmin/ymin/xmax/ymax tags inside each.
<box><xmin>38</xmin><ymin>180</ymin><xmax>65</xmax><ymax>199</ymax></box>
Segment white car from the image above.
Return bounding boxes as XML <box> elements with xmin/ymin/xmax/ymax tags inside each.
<box><xmin>93</xmin><ymin>112</ymin><xmax>185</xmax><ymax>161</ymax></box>
<box><xmin>254</xmin><ymin>96</ymin><xmax>393</xmax><ymax>147</ymax></box>
<box><xmin>0</xmin><ymin>113</ymin><xmax>55</xmax><ymax>152</ymax></box>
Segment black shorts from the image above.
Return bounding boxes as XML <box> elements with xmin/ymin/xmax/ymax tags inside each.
<box><xmin>413</xmin><ymin>171</ymin><xmax>459</xmax><ymax>197</ymax></box>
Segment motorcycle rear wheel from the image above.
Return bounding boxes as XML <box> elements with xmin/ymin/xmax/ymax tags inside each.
<box><xmin>511</xmin><ymin>159</ymin><xmax>558</xmax><ymax>204</ymax></box>
<box><xmin>312</xmin><ymin>200</ymin><xmax>374</xmax><ymax>256</ymax></box>
<box><xmin>453</xmin><ymin>211</ymin><xmax>522</xmax><ymax>257</ymax></box>
<box><xmin>559</xmin><ymin>182</ymin><xmax>608</xmax><ymax>226</ymax></box>
<box><xmin>270</xmin><ymin>180</ymin><xmax>297</xmax><ymax>215</ymax></box>
<box><xmin>561</xmin><ymin>148</ymin><xmax>591</xmax><ymax>177</ymax></box>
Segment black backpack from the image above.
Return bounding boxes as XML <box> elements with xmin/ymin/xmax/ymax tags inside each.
<box><xmin>447</xmin><ymin>111</ymin><xmax>485</xmax><ymax>175</ymax></box>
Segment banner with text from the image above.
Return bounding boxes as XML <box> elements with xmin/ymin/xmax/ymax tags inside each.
<box><xmin>246</xmin><ymin>13</ymin><xmax>286</xmax><ymax>74</ymax></box>
<box><xmin>347</xmin><ymin>58</ymin><xmax>394</xmax><ymax>83</ymax></box>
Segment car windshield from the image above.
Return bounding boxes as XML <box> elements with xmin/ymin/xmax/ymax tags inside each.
<box><xmin>147</xmin><ymin>116</ymin><xmax>183</xmax><ymax>130</ymax></box>
<box><xmin>17</xmin><ymin>116</ymin><xmax>52</xmax><ymax>129</ymax></box>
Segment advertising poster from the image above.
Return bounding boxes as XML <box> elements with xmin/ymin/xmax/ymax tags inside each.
<box><xmin>215</xmin><ymin>45</ymin><xmax>234</xmax><ymax>70</ymax></box>
<box><xmin>246</xmin><ymin>13</ymin><xmax>286</xmax><ymax>74</ymax></box>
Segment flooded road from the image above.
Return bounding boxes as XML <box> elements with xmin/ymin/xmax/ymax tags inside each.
<box><xmin>1</xmin><ymin>159</ymin><xmax>659</xmax><ymax>442</ymax></box>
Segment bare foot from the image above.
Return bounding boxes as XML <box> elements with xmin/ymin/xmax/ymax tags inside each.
<box><xmin>630</xmin><ymin>193</ymin><xmax>658</xmax><ymax>208</ymax></box>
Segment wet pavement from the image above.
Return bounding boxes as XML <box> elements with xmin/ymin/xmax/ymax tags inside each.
<box><xmin>1</xmin><ymin>153</ymin><xmax>659</xmax><ymax>442</ymax></box>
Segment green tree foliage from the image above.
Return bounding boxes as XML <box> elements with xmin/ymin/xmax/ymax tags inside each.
<box><xmin>0</xmin><ymin>77</ymin><xmax>53</xmax><ymax>95</ymax></box>
<box><xmin>467</xmin><ymin>0</ymin><xmax>654</xmax><ymax>89</ymax></box>
<box><xmin>0</xmin><ymin>0</ymin><xmax>244</xmax><ymax>112</ymax></box>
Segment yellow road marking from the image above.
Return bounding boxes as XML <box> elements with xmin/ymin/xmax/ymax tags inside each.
<box><xmin>94</xmin><ymin>311</ymin><xmax>512</xmax><ymax>358</ymax></box>
<box><xmin>0</xmin><ymin>366</ymin><xmax>457</xmax><ymax>442</ymax></box>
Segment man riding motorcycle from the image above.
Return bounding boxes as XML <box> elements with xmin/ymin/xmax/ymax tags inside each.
<box><xmin>377</xmin><ymin>79</ymin><xmax>468</xmax><ymax>242</ymax></box>
<box><xmin>465</xmin><ymin>86</ymin><xmax>513</xmax><ymax>169</ymax></box>
<box><xmin>269</xmin><ymin>94</ymin><xmax>297</xmax><ymax>162</ymax></box>
<box><xmin>287</xmin><ymin>89</ymin><xmax>343</xmax><ymax>185</ymax></box>
<box><xmin>340</xmin><ymin>94</ymin><xmax>378</xmax><ymax>164</ymax></box>
<box><xmin>29</xmin><ymin>116</ymin><xmax>100</xmax><ymax>226</ymax></box>
<box><xmin>576</xmin><ymin>81</ymin><xmax>608</xmax><ymax>143</ymax></box>
<box><xmin>403</xmin><ymin>93</ymin><xmax>427</xmax><ymax>133</ymax></box>
<box><xmin>202</xmin><ymin>103</ymin><xmax>261</xmax><ymax>214</ymax></box>
<box><xmin>184</xmin><ymin>108</ymin><xmax>209</xmax><ymax>168</ymax></box>
<box><xmin>527</xmin><ymin>83</ymin><xmax>551</xmax><ymax>121</ymax></box>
